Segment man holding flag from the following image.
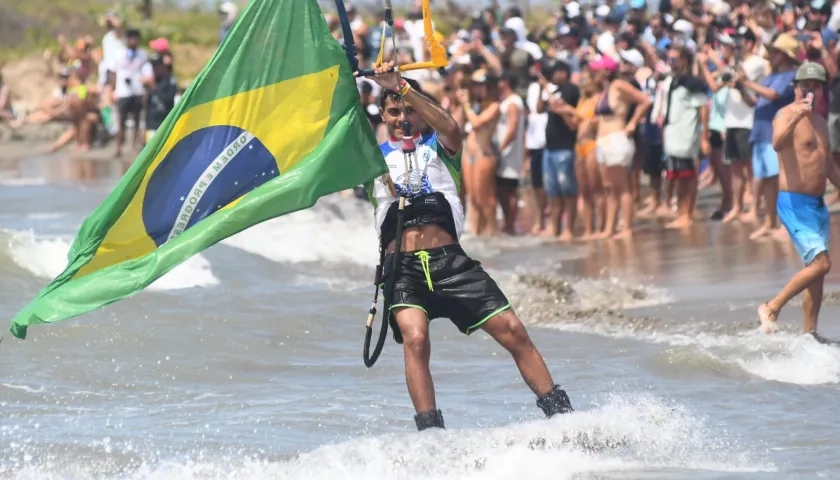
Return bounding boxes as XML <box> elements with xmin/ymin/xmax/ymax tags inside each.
<box><xmin>367</xmin><ymin>62</ymin><xmax>574</xmax><ymax>431</ymax></box>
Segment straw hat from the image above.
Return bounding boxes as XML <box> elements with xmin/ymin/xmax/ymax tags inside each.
<box><xmin>765</xmin><ymin>33</ymin><xmax>800</xmax><ymax>61</ymax></box>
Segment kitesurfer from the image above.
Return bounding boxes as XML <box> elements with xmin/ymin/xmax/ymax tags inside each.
<box><xmin>367</xmin><ymin>61</ymin><xmax>574</xmax><ymax>431</ymax></box>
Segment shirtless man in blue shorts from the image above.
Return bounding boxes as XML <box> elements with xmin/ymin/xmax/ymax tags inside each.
<box><xmin>758</xmin><ymin>62</ymin><xmax>840</xmax><ymax>336</ymax></box>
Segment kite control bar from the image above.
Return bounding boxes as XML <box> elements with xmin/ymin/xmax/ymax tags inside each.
<box><xmin>343</xmin><ymin>0</ymin><xmax>449</xmax><ymax>78</ymax></box>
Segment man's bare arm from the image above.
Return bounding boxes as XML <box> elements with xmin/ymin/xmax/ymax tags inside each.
<box><xmin>772</xmin><ymin>106</ymin><xmax>806</xmax><ymax>151</ymax></box>
<box><xmin>404</xmin><ymin>86</ymin><xmax>463</xmax><ymax>154</ymax></box>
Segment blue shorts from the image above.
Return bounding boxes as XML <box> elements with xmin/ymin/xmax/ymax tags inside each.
<box><xmin>542</xmin><ymin>149</ymin><xmax>577</xmax><ymax>197</ymax></box>
<box><xmin>752</xmin><ymin>142</ymin><xmax>779</xmax><ymax>180</ymax></box>
<box><xmin>777</xmin><ymin>191</ymin><xmax>830</xmax><ymax>265</ymax></box>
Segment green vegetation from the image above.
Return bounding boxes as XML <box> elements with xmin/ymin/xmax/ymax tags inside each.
<box><xmin>0</xmin><ymin>0</ymin><xmax>221</xmax><ymax>64</ymax></box>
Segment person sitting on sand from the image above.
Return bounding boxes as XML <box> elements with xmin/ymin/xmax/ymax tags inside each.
<box><xmin>11</xmin><ymin>70</ymin><xmax>72</xmax><ymax>128</ymax></box>
<box><xmin>47</xmin><ymin>69</ymin><xmax>102</xmax><ymax>153</ymax></box>
<box><xmin>758</xmin><ymin>62</ymin><xmax>840</xmax><ymax>338</ymax></box>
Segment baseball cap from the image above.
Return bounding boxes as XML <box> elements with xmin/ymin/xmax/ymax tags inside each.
<box><xmin>149</xmin><ymin>37</ymin><xmax>170</xmax><ymax>52</ymax></box>
<box><xmin>618</xmin><ymin>49</ymin><xmax>644</xmax><ymax>68</ymax></box>
<box><xmin>557</xmin><ymin>24</ymin><xmax>580</xmax><ymax>37</ymax></box>
<box><xmin>718</xmin><ymin>34</ymin><xmax>736</xmax><ymax>46</ymax></box>
<box><xmin>795</xmin><ymin>61</ymin><xmax>827</xmax><ymax>82</ymax></box>
<box><xmin>499</xmin><ymin>27</ymin><xmax>517</xmax><ymax>38</ymax></box>
<box><xmin>589</xmin><ymin>54</ymin><xmax>619</xmax><ymax>72</ymax></box>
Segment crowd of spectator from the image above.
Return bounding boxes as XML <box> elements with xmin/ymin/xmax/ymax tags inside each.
<box><xmin>349</xmin><ymin>0</ymin><xmax>840</xmax><ymax>240</ymax></box>
<box><xmin>3</xmin><ymin>0</ymin><xmax>840</xmax><ymax>243</ymax></box>
<box><xmin>0</xmin><ymin>3</ymin><xmax>243</xmax><ymax>158</ymax></box>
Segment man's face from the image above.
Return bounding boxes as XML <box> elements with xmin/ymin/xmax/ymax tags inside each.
<box><xmin>650</xmin><ymin>19</ymin><xmax>662</xmax><ymax>36</ymax></box>
<box><xmin>796</xmin><ymin>79</ymin><xmax>824</xmax><ymax>101</ymax></box>
<box><xmin>551</xmin><ymin>68</ymin><xmax>568</xmax><ymax>85</ymax></box>
<box><xmin>127</xmin><ymin>35</ymin><xmax>139</xmax><ymax>49</ymax></box>
<box><xmin>381</xmin><ymin>96</ymin><xmax>423</xmax><ymax>138</ymax></box>
<box><xmin>501</xmin><ymin>32</ymin><xmax>516</xmax><ymax>49</ymax></box>
<box><xmin>558</xmin><ymin>34</ymin><xmax>576</xmax><ymax>51</ymax></box>
<box><xmin>770</xmin><ymin>50</ymin><xmax>789</xmax><ymax>67</ymax></box>
<box><xmin>667</xmin><ymin>50</ymin><xmax>684</xmax><ymax>72</ymax></box>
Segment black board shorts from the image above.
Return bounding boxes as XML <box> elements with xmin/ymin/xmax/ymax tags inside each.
<box><xmin>382</xmin><ymin>244</ymin><xmax>511</xmax><ymax>343</ymax></box>
<box><xmin>724</xmin><ymin>128</ymin><xmax>751</xmax><ymax>163</ymax></box>
<box><xmin>117</xmin><ymin>95</ymin><xmax>143</xmax><ymax>123</ymax></box>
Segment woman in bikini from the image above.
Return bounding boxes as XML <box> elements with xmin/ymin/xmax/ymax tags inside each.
<box><xmin>459</xmin><ymin>69</ymin><xmax>501</xmax><ymax>236</ymax></box>
<box><xmin>588</xmin><ymin>56</ymin><xmax>652</xmax><ymax>239</ymax></box>
<box><xmin>574</xmin><ymin>65</ymin><xmax>605</xmax><ymax>239</ymax></box>
<box><xmin>441</xmin><ymin>67</ymin><xmax>470</xmax><ymax>209</ymax></box>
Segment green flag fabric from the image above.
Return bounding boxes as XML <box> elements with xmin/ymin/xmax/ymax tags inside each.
<box><xmin>9</xmin><ymin>0</ymin><xmax>387</xmax><ymax>339</ymax></box>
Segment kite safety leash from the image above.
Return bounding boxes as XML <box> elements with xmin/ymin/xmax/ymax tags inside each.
<box><xmin>363</xmin><ymin>0</ymin><xmax>412</xmax><ymax>369</ymax></box>
<box><xmin>334</xmin><ymin>0</ymin><xmax>447</xmax><ymax>368</ymax></box>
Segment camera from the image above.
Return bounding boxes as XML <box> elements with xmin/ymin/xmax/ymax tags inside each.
<box><xmin>720</xmin><ymin>69</ymin><xmax>734</xmax><ymax>83</ymax></box>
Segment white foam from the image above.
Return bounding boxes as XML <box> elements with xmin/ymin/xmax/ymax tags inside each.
<box><xmin>736</xmin><ymin>334</ymin><xmax>840</xmax><ymax>385</ymax></box>
<box><xmin>549</xmin><ymin>320</ymin><xmax>840</xmax><ymax>386</ymax></box>
<box><xmin>505</xmin><ymin>274</ymin><xmax>839</xmax><ymax>385</ymax></box>
<box><xmin>26</xmin><ymin>213</ymin><xmax>66</xmax><ymax>220</ymax></box>
<box><xmin>3</xmin><ymin>229</ymin><xmax>219</xmax><ymax>291</ymax></box>
<box><xmin>3</xmin><ymin>394</ymin><xmax>773</xmax><ymax>480</ymax></box>
<box><xmin>0</xmin><ymin>177</ymin><xmax>46</xmax><ymax>186</ymax></box>
<box><xmin>222</xmin><ymin>196</ymin><xmax>379</xmax><ymax>266</ymax></box>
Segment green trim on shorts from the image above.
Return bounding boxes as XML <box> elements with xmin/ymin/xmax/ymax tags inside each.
<box><xmin>389</xmin><ymin>303</ymin><xmax>428</xmax><ymax>316</ymax></box>
<box><xmin>465</xmin><ymin>303</ymin><xmax>511</xmax><ymax>335</ymax></box>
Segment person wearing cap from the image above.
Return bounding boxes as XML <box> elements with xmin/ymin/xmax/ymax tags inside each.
<box><xmin>617</xmin><ymin>48</ymin><xmax>646</xmax><ymax>206</ymax></box>
<box><xmin>555</xmin><ymin>24</ymin><xmax>583</xmax><ymax>83</ymax></box>
<box><xmin>721</xmin><ymin>27</ymin><xmax>768</xmax><ymax>224</ymax></box>
<box><xmin>758</xmin><ymin>61</ymin><xmax>840</xmax><ymax>338</ymax></box>
<box><xmin>149</xmin><ymin>37</ymin><xmax>174</xmax><ymax>74</ymax></box>
<box><xmin>738</xmin><ymin>32</ymin><xmax>800</xmax><ymax>240</ymax></box>
<box><xmin>366</xmin><ymin>62</ymin><xmax>574</xmax><ymax>431</ymax></box>
<box><xmin>590</xmin><ymin>54</ymin><xmax>652</xmax><ymax>239</ymax></box>
<box><xmin>143</xmin><ymin>53</ymin><xmax>178</xmax><ymax>147</ymax></box>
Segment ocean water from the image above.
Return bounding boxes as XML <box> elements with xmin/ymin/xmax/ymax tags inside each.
<box><xmin>0</xmin><ymin>163</ymin><xmax>839</xmax><ymax>479</ymax></box>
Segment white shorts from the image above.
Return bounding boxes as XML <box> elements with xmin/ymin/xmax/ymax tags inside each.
<box><xmin>595</xmin><ymin>131</ymin><xmax>636</xmax><ymax>168</ymax></box>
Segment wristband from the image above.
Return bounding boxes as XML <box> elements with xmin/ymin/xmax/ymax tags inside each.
<box><xmin>397</xmin><ymin>79</ymin><xmax>411</xmax><ymax>97</ymax></box>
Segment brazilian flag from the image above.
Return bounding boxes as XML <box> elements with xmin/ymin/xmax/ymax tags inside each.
<box><xmin>8</xmin><ymin>0</ymin><xmax>387</xmax><ymax>339</ymax></box>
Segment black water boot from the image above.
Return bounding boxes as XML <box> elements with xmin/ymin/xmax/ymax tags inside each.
<box><xmin>414</xmin><ymin>409</ymin><xmax>445</xmax><ymax>431</ymax></box>
<box><xmin>536</xmin><ymin>385</ymin><xmax>574</xmax><ymax>418</ymax></box>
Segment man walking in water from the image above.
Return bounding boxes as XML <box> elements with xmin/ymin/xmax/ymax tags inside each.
<box><xmin>366</xmin><ymin>62</ymin><xmax>574</xmax><ymax>430</ymax></box>
<box><xmin>758</xmin><ymin>62</ymin><xmax>840</xmax><ymax>337</ymax></box>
